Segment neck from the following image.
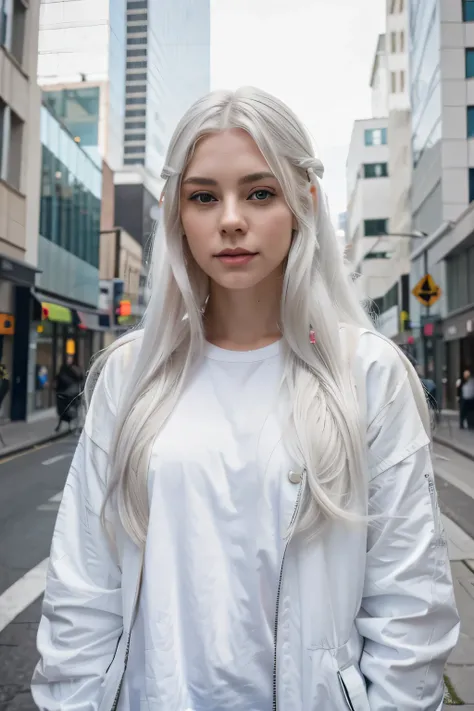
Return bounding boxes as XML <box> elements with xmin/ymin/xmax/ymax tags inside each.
<box><xmin>205</xmin><ymin>275</ymin><xmax>283</xmax><ymax>350</ymax></box>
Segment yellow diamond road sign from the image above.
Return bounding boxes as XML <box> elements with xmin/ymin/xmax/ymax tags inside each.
<box><xmin>412</xmin><ymin>273</ymin><xmax>442</xmax><ymax>308</ymax></box>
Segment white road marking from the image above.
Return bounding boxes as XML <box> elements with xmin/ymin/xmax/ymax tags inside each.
<box><xmin>42</xmin><ymin>454</ymin><xmax>70</xmax><ymax>466</ymax></box>
<box><xmin>37</xmin><ymin>490</ymin><xmax>63</xmax><ymax>511</ymax></box>
<box><xmin>0</xmin><ymin>558</ymin><xmax>49</xmax><ymax>632</ymax></box>
<box><xmin>49</xmin><ymin>491</ymin><xmax>63</xmax><ymax>503</ymax></box>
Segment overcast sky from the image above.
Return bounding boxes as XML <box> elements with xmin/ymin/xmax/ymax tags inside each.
<box><xmin>210</xmin><ymin>0</ymin><xmax>386</xmax><ymax>222</ymax></box>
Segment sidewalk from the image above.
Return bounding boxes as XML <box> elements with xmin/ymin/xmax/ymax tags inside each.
<box><xmin>443</xmin><ymin>515</ymin><xmax>474</xmax><ymax>708</ymax></box>
<box><xmin>0</xmin><ymin>408</ymin><xmax>68</xmax><ymax>458</ymax></box>
<box><xmin>435</xmin><ymin>412</ymin><xmax>474</xmax><ymax>462</ymax></box>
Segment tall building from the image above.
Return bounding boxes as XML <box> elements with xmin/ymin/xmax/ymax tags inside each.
<box><xmin>123</xmin><ymin>0</ymin><xmax>211</xmax><ymax>173</ymax></box>
<box><xmin>346</xmin><ymin>118</ymin><xmax>393</xmax><ymax>301</ymax></box>
<box><xmin>372</xmin><ymin>0</ymin><xmax>412</xmax><ymax>343</ymax></box>
<box><xmin>37</xmin><ymin>0</ymin><xmax>127</xmax><ymax>171</ymax></box>
<box><xmin>117</xmin><ymin>0</ymin><xmax>211</xmax><ymax>246</ymax></box>
<box><xmin>408</xmin><ymin>0</ymin><xmax>474</xmax><ymax>405</ymax></box>
<box><xmin>0</xmin><ymin>0</ymin><xmax>42</xmax><ymax>421</ymax></box>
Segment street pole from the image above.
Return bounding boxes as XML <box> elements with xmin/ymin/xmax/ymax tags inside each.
<box><xmin>423</xmin><ymin>248</ymin><xmax>429</xmax><ymax>378</ymax></box>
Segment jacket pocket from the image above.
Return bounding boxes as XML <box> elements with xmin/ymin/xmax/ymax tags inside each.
<box><xmin>337</xmin><ymin>665</ymin><xmax>370</xmax><ymax>711</ymax></box>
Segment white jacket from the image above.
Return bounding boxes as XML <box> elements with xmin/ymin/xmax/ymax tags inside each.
<box><xmin>31</xmin><ymin>328</ymin><xmax>460</xmax><ymax>711</ymax></box>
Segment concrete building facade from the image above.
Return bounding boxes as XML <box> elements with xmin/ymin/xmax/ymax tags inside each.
<box><xmin>406</xmin><ymin>0</ymin><xmax>474</xmax><ymax>406</ymax></box>
<box><xmin>0</xmin><ymin>0</ymin><xmax>42</xmax><ymax>420</ymax></box>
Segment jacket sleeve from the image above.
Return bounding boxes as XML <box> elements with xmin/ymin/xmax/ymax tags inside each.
<box><xmin>356</xmin><ymin>347</ymin><xmax>460</xmax><ymax>710</ymax></box>
<box><xmin>31</xmin><ymin>360</ymin><xmax>123</xmax><ymax>710</ymax></box>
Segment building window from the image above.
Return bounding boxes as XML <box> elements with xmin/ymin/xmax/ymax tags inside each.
<box><xmin>363</xmin><ymin>251</ymin><xmax>390</xmax><ymax>260</ymax></box>
<box><xmin>391</xmin><ymin>31</ymin><xmax>397</xmax><ymax>53</ymax></box>
<box><xmin>126</xmin><ymin>85</ymin><xmax>147</xmax><ymax>94</ymax></box>
<box><xmin>466</xmin><ymin>49</ymin><xmax>474</xmax><ymax>77</ymax></box>
<box><xmin>127</xmin><ymin>60</ymin><xmax>147</xmax><ymax>69</ymax></box>
<box><xmin>127</xmin><ymin>72</ymin><xmax>147</xmax><ymax>82</ymax></box>
<box><xmin>0</xmin><ymin>99</ymin><xmax>5</xmax><ymax>177</ymax></box>
<box><xmin>0</xmin><ymin>0</ymin><xmax>7</xmax><ymax>46</ymax></box>
<box><xmin>124</xmin><ymin>145</ymin><xmax>145</xmax><ymax>155</ymax></box>
<box><xmin>128</xmin><ymin>12</ymin><xmax>147</xmax><ymax>21</ymax></box>
<box><xmin>389</xmin><ymin>0</ymin><xmax>396</xmax><ymax>13</ymax></box>
<box><xmin>125</xmin><ymin>120</ymin><xmax>146</xmax><ymax>130</ymax></box>
<box><xmin>463</xmin><ymin>1</ymin><xmax>474</xmax><ymax>22</ymax></box>
<box><xmin>363</xmin><ymin>162</ymin><xmax>388</xmax><ymax>178</ymax></box>
<box><xmin>128</xmin><ymin>24</ymin><xmax>147</xmax><ymax>33</ymax></box>
<box><xmin>400</xmin><ymin>31</ymin><xmax>405</xmax><ymax>52</ymax></box>
<box><xmin>364</xmin><ymin>128</ymin><xmax>387</xmax><ymax>146</ymax></box>
<box><xmin>127</xmin><ymin>0</ymin><xmax>147</xmax><ymax>7</ymax></box>
<box><xmin>364</xmin><ymin>219</ymin><xmax>388</xmax><ymax>237</ymax></box>
<box><xmin>399</xmin><ymin>0</ymin><xmax>404</xmax><ymax>11</ymax></box>
<box><xmin>125</xmin><ymin>133</ymin><xmax>146</xmax><ymax>142</ymax></box>
<box><xmin>126</xmin><ymin>97</ymin><xmax>146</xmax><ymax>106</ymax></box>
<box><xmin>128</xmin><ymin>36</ymin><xmax>147</xmax><ymax>45</ymax></box>
<box><xmin>127</xmin><ymin>48</ymin><xmax>147</xmax><ymax>57</ymax></box>
<box><xmin>400</xmin><ymin>70</ymin><xmax>405</xmax><ymax>92</ymax></box>
<box><xmin>469</xmin><ymin>168</ymin><xmax>474</xmax><ymax>202</ymax></box>
<box><xmin>468</xmin><ymin>107</ymin><xmax>474</xmax><ymax>137</ymax></box>
<box><xmin>7</xmin><ymin>109</ymin><xmax>23</xmax><ymax>190</ymax></box>
<box><xmin>10</xmin><ymin>0</ymin><xmax>26</xmax><ymax>65</ymax></box>
<box><xmin>124</xmin><ymin>157</ymin><xmax>145</xmax><ymax>165</ymax></box>
<box><xmin>391</xmin><ymin>71</ymin><xmax>397</xmax><ymax>93</ymax></box>
<box><xmin>126</xmin><ymin>108</ymin><xmax>146</xmax><ymax>117</ymax></box>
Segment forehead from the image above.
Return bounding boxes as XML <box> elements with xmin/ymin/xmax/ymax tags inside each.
<box><xmin>184</xmin><ymin>128</ymin><xmax>270</xmax><ymax>176</ymax></box>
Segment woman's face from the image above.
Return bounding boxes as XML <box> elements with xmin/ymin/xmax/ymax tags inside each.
<box><xmin>180</xmin><ymin>128</ymin><xmax>295</xmax><ymax>292</ymax></box>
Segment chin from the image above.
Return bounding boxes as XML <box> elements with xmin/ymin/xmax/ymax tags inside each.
<box><xmin>212</xmin><ymin>273</ymin><xmax>267</xmax><ymax>291</ymax></box>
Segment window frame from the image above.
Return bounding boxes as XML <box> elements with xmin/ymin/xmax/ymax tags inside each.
<box><xmin>463</xmin><ymin>0</ymin><xmax>474</xmax><ymax>22</ymax></box>
<box><xmin>363</xmin><ymin>162</ymin><xmax>388</xmax><ymax>179</ymax></box>
<box><xmin>363</xmin><ymin>218</ymin><xmax>388</xmax><ymax>237</ymax></box>
<box><xmin>466</xmin><ymin>48</ymin><xmax>474</xmax><ymax>78</ymax></box>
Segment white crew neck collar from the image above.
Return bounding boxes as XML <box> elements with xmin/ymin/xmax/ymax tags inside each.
<box><xmin>205</xmin><ymin>339</ymin><xmax>282</xmax><ymax>362</ymax></box>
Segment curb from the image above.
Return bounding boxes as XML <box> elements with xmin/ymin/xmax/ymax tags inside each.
<box><xmin>433</xmin><ymin>434</ymin><xmax>474</xmax><ymax>463</ymax></box>
<box><xmin>0</xmin><ymin>428</ymin><xmax>73</xmax><ymax>462</ymax></box>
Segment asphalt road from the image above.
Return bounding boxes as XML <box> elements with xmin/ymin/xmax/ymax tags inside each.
<box><xmin>0</xmin><ymin>436</ymin><xmax>473</xmax><ymax>711</ymax></box>
<box><xmin>0</xmin><ymin>436</ymin><xmax>77</xmax><ymax>711</ymax></box>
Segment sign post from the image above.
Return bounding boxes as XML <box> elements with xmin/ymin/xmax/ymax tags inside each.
<box><xmin>412</xmin><ymin>272</ymin><xmax>441</xmax><ymax>379</ymax></box>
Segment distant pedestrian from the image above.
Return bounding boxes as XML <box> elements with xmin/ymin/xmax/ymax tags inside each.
<box><xmin>53</xmin><ymin>356</ymin><xmax>84</xmax><ymax>433</ymax></box>
<box><xmin>461</xmin><ymin>369</ymin><xmax>474</xmax><ymax>430</ymax></box>
<box><xmin>32</xmin><ymin>87</ymin><xmax>459</xmax><ymax>711</ymax></box>
<box><xmin>457</xmin><ymin>369</ymin><xmax>471</xmax><ymax>429</ymax></box>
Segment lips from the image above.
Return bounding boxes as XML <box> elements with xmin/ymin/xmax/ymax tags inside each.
<box><xmin>214</xmin><ymin>249</ymin><xmax>258</xmax><ymax>266</ymax></box>
<box><xmin>216</xmin><ymin>249</ymin><xmax>257</xmax><ymax>257</ymax></box>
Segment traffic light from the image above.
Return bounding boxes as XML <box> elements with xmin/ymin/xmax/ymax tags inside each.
<box><xmin>117</xmin><ymin>300</ymin><xmax>131</xmax><ymax>318</ymax></box>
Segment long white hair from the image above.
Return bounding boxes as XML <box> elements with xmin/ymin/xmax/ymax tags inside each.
<box><xmin>87</xmin><ymin>86</ymin><xmax>430</xmax><ymax>546</ymax></box>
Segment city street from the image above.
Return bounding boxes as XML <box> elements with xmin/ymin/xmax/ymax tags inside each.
<box><xmin>0</xmin><ymin>437</ymin><xmax>473</xmax><ymax>710</ymax></box>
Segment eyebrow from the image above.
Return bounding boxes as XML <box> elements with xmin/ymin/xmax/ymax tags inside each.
<box><xmin>182</xmin><ymin>171</ymin><xmax>276</xmax><ymax>187</ymax></box>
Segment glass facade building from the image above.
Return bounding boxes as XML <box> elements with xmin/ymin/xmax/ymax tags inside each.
<box><xmin>124</xmin><ymin>0</ymin><xmax>210</xmax><ymax>172</ymax></box>
<box><xmin>38</xmin><ymin>103</ymin><xmax>101</xmax><ymax>304</ymax></box>
<box><xmin>410</xmin><ymin>0</ymin><xmax>441</xmax><ymax>168</ymax></box>
<box><xmin>39</xmin><ymin>104</ymin><xmax>101</xmax><ymax>270</ymax></box>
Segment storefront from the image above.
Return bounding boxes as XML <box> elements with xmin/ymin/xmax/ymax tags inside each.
<box><xmin>32</xmin><ymin>294</ymin><xmax>103</xmax><ymax>412</ymax></box>
<box><xmin>443</xmin><ymin>306</ymin><xmax>474</xmax><ymax>410</ymax></box>
<box><xmin>0</xmin><ymin>255</ymin><xmax>42</xmax><ymax>421</ymax></box>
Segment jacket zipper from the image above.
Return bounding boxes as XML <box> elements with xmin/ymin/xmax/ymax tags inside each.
<box><xmin>110</xmin><ymin>547</ymin><xmax>145</xmax><ymax>711</ymax></box>
<box><xmin>272</xmin><ymin>471</ymin><xmax>305</xmax><ymax>711</ymax></box>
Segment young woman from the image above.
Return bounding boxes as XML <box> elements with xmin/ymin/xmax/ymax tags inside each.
<box><xmin>32</xmin><ymin>87</ymin><xmax>459</xmax><ymax>711</ymax></box>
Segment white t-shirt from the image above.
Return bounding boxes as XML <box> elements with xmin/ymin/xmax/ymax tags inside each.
<box><xmin>125</xmin><ymin>339</ymin><xmax>297</xmax><ymax>711</ymax></box>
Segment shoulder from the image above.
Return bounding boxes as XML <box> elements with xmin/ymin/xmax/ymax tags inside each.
<box><xmin>101</xmin><ymin>330</ymin><xmax>143</xmax><ymax>410</ymax></box>
<box><xmin>342</xmin><ymin>326</ymin><xmax>430</xmax><ymax>476</ymax></box>
<box><xmin>342</xmin><ymin>326</ymin><xmax>408</xmax><ymax>413</ymax></box>
<box><xmin>84</xmin><ymin>330</ymin><xmax>143</xmax><ymax>449</ymax></box>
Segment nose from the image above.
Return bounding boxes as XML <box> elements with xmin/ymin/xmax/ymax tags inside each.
<box><xmin>218</xmin><ymin>197</ymin><xmax>248</xmax><ymax>238</ymax></box>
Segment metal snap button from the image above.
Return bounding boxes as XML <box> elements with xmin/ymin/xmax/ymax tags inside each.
<box><xmin>288</xmin><ymin>469</ymin><xmax>302</xmax><ymax>484</ymax></box>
